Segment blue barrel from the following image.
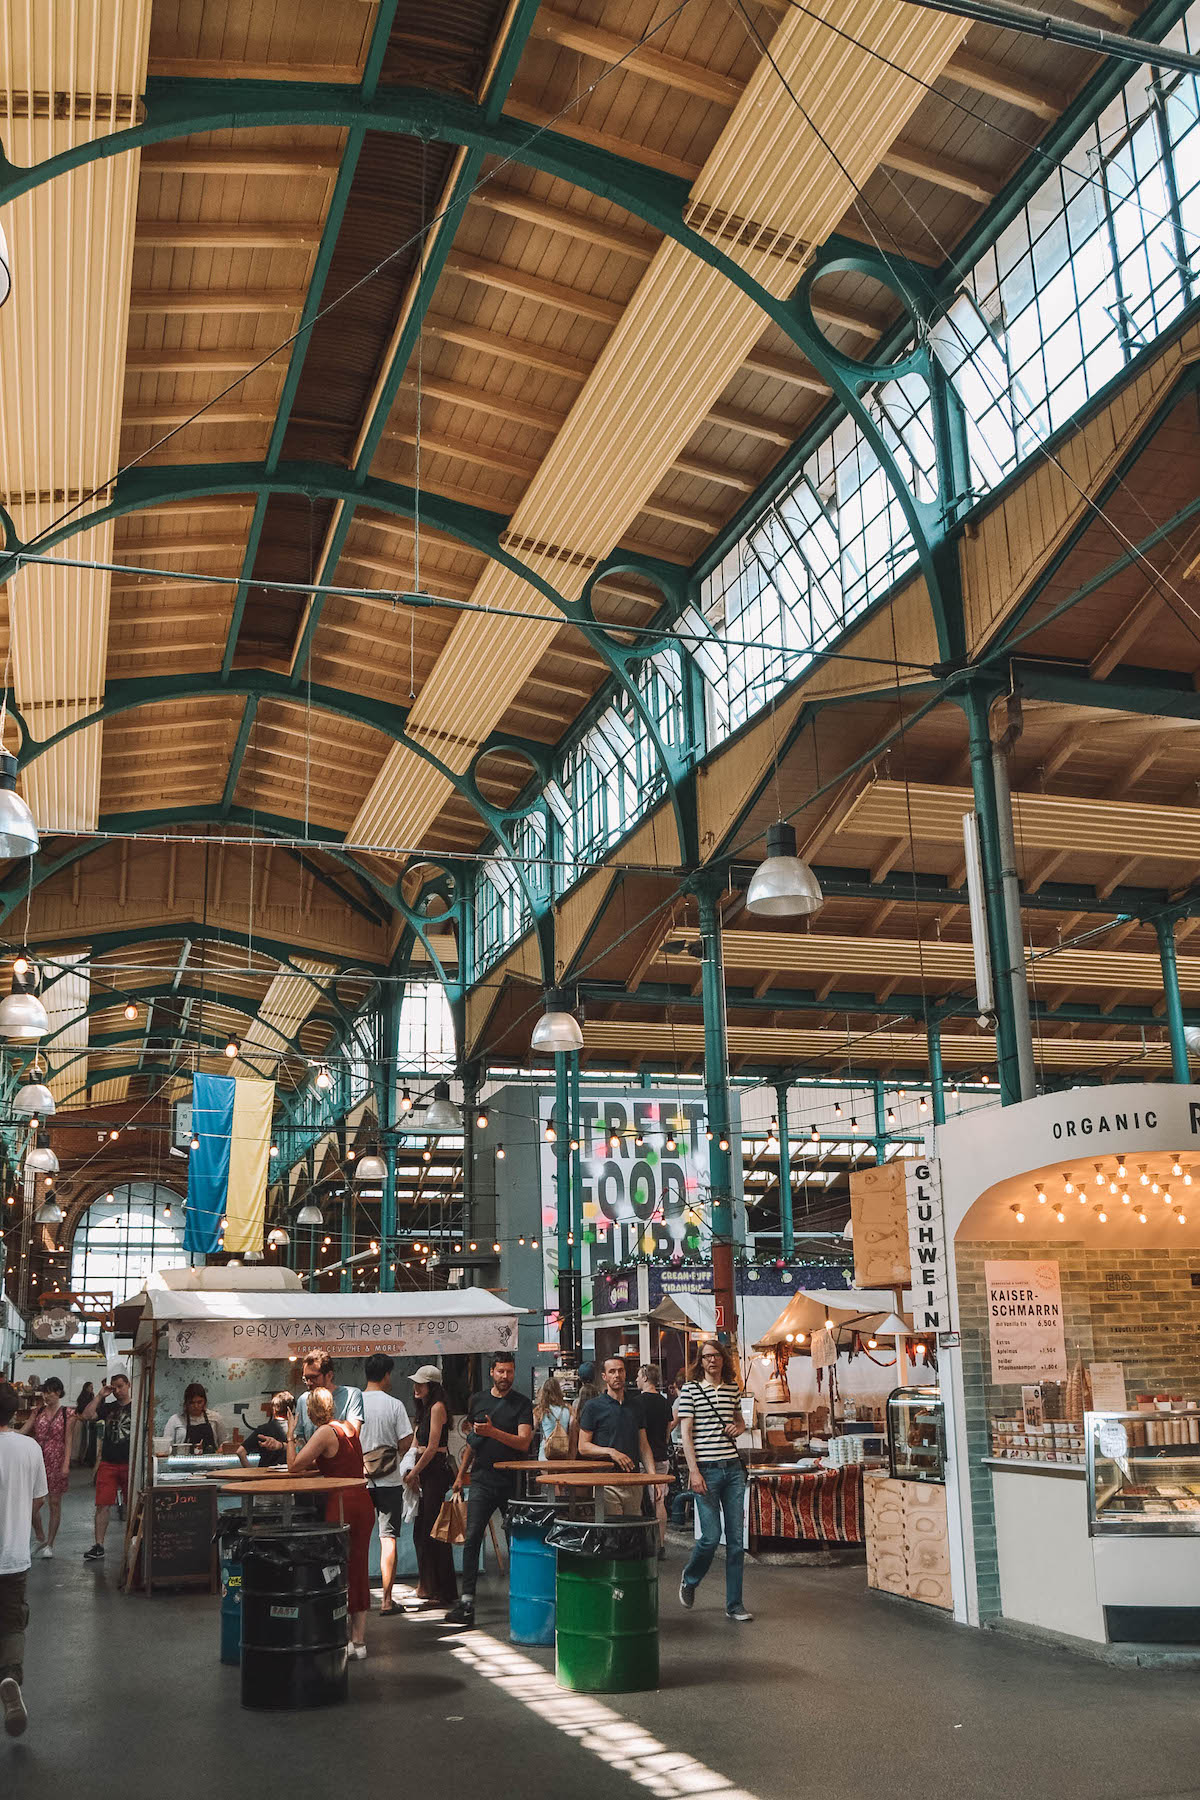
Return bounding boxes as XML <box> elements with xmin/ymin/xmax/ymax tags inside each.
<box><xmin>219</xmin><ymin>1535</ymin><xmax>242</xmax><ymax>1665</ymax></box>
<box><xmin>508</xmin><ymin>1500</ymin><xmax>557</xmax><ymax>1646</ymax></box>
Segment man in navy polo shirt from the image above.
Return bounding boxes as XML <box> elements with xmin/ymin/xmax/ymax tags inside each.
<box><xmin>578</xmin><ymin>1356</ymin><xmax>659</xmax><ymax>1518</ymax></box>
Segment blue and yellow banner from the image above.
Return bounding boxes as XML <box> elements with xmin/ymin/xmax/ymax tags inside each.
<box><xmin>184</xmin><ymin>1072</ymin><xmax>275</xmax><ymax>1256</ymax></box>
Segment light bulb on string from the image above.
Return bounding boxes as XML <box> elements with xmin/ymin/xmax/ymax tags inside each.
<box><xmin>544</xmin><ymin>1122</ymin><xmax>556</xmax><ymax>1143</ymax></box>
<box><xmin>919</xmin><ymin>1096</ymin><xmax>928</xmax><ymax>1114</ymax></box>
<box><xmin>665</xmin><ymin>1132</ymin><xmax>677</xmax><ymax>1153</ymax></box>
<box><xmin>719</xmin><ymin>1133</ymin><xmax>730</xmax><ymax>1152</ymax></box>
<box><xmin>400</xmin><ymin>1088</ymin><xmax>412</xmax><ymax>1112</ymax></box>
<box><xmin>190</xmin><ymin>1132</ymin><xmax>200</xmax><ymax>1151</ymax></box>
<box><xmin>123</xmin><ymin>1001</ymin><xmax>138</xmax><ymax>1021</ymax></box>
<box><xmin>834</xmin><ymin>1102</ymin><xmax>842</xmax><ymax>1118</ymax></box>
<box><xmin>496</xmin><ymin>1143</ymin><xmax>506</xmax><ymax>1161</ymax></box>
<box><xmin>475</xmin><ymin>1108</ymin><xmax>488</xmax><ymax>1130</ymax></box>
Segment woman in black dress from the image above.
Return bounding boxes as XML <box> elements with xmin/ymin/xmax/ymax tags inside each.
<box><xmin>403</xmin><ymin>1366</ymin><xmax>458</xmax><ymax>1610</ymax></box>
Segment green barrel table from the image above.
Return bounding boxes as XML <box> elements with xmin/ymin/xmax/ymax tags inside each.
<box><xmin>548</xmin><ymin>1516</ymin><xmax>660</xmax><ymax>1693</ymax></box>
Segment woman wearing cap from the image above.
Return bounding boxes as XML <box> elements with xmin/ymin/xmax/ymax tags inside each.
<box><xmin>403</xmin><ymin>1366</ymin><xmax>457</xmax><ymax>1611</ymax></box>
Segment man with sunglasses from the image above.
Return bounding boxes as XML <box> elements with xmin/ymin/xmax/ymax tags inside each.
<box><xmin>79</xmin><ymin>1368</ymin><xmax>133</xmax><ymax>1562</ymax></box>
<box><xmin>293</xmin><ymin>1353</ymin><xmax>364</xmax><ymax>1442</ymax></box>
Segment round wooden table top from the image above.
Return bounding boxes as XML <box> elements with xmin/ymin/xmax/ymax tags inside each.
<box><xmin>535</xmin><ymin>1470</ymin><xmax>662</xmax><ymax>1487</ymax></box>
<box><xmin>202</xmin><ymin>1464</ymin><xmax>285</xmax><ymax>1480</ymax></box>
<box><xmin>216</xmin><ymin>1476</ymin><xmax>367</xmax><ymax>1495</ymax></box>
<box><xmin>494</xmin><ymin>1460</ymin><xmax>594</xmax><ymax>1472</ymax></box>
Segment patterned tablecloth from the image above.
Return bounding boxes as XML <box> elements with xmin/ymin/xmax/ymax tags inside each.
<box><xmin>748</xmin><ymin>1466</ymin><xmax>864</xmax><ymax>1545</ymax></box>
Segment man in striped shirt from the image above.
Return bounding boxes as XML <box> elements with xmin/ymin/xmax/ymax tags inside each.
<box><xmin>676</xmin><ymin>1340</ymin><xmax>753</xmax><ymax>1622</ymax></box>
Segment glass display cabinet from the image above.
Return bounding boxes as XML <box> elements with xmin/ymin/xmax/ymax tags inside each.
<box><xmin>1085</xmin><ymin>1412</ymin><xmax>1200</xmax><ymax>1536</ymax></box>
<box><xmin>887</xmin><ymin>1386</ymin><xmax>946</xmax><ymax>1483</ymax></box>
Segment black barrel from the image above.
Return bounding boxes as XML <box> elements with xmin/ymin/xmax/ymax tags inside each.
<box><xmin>239</xmin><ymin>1522</ymin><xmax>350</xmax><ymax>1711</ymax></box>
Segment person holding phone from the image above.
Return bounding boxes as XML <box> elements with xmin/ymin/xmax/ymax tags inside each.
<box><xmin>78</xmin><ymin>1369</ymin><xmax>133</xmax><ymax>1563</ymax></box>
<box><xmin>236</xmin><ymin>1393</ymin><xmax>293</xmax><ymax>1469</ymax></box>
<box><xmin>443</xmin><ymin>1352</ymin><xmax>533</xmax><ymax>1628</ymax></box>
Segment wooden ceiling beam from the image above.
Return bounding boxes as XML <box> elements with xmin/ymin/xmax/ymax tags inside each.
<box><xmin>423</xmin><ymin>315</ymin><xmax>591</xmax><ymax>379</ymax></box>
<box><xmin>418</xmin><ymin>373</ymin><xmax>563</xmax><ymax>432</ymax></box>
<box><xmin>741</xmin><ymin>345</ymin><xmax>829</xmax><ymax>395</ymax></box>
<box><xmin>531</xmin><ymin>7</ymin><xmax>744</xmax><ymax>106</ymax></box>
<box><xmin>444</xmin><ymin>251</ymin><xmax>624</xmax><ymax>324</ymax></box>
<box><xmin>140</xmin><ymin>146</ymin><xmax>340</xmax><ymax>176</ymax></box>
<box><xmin>106</xmin><ymin>639</ymin><xmax>227</xmax><ymax>657</ymax></box>
<box><xmin>114</xmin><ymin>534</ymin><xmax>246</xmax><ymax>556</ymax></box>
<box><xmin>338</xmin><ymin>548</ymin><xmax>476</xmax><ymax>597</ymax></box>
<box><xmin>941</xmin><ymin>49</ymin><xmax>1066</xmax><ymax>120</ymax></box>
<box><xmin>879</xmin><ymin>142</ymin><xmax>1000</xmax><ymax>203</ymax></box>
<box><xmin>121</xmin><ymin>404</ymin><xmax>275</xmax><ymax>427</ymax></box>
<box><xmin>128</xmin><ymin>288</ymin><xmax>301</xmax><ymax>315</ymax></box>
<box><xmin>134</xmin><ymin>220</ymin><xmax>321</xmax><ymax>249</ymax></box>
<box><xmin>672</xmin><ymin>455</ymin><xmax>758</xmax><ymax>493</ymax></box>
<box><xmin>389</xmin><ymin>424</ymin><xmax>538</xmax><ymax>483</ymax></box>
<box><xmin>705</xmin><ymin>405</ymin><xmax>793</xmax><ymax>448</ymax></box>
<box><xmin>470</xmin><ymin>184</ymin><xmax>657</xmax><ymax>259</ymax></box>
<box><xmin>125</xmin><ymin>348</ymin><xmax>286</xmax><ymax>374</ymax></box>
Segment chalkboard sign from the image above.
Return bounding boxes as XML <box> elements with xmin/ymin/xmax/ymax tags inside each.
<box><xmin>147</xmin><ymin>1485</ymin><xmax>217</xmax><ymax>1592</ymax></box>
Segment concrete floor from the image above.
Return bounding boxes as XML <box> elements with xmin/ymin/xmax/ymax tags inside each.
<box><xmin>7</xmin><ymin>1476</ymin><xmax>1200</xmax><ymax>1799</ymax></box>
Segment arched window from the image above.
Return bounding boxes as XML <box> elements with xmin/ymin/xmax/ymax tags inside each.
<box><xmin>70</xmin><ymin>1182</ymin><xmax>193</xmax><ymax>1330</ymax></box>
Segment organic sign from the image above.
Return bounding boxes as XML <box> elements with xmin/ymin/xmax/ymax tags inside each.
<box><xmin>985</xmin><ymin>1259</ymin><xmax>1068</xmax><ymax>1381</ymax></box>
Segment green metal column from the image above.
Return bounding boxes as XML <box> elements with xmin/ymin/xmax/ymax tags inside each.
<box><xmin>872</xmin><ymin>1078</ymin><xmax>888</xmax><ymax>1164</ymax></box>
<box><xmin>775</xmin><ymin>1081</ymin><xmax>794</xmax><ymax>1259</ymax></box>
<box><xmin>380</xmin><ymin>1139</ymin><xmax>397</xmax><ymax>1293</ymax></box>
<box><xmin>1155</xmin><ymin>915</ymin><xmax>1191</xmax><ymax>1083</ymax></box>
<box><xmin>927</xmin><ymin>1021</ymin><xmax>946</xmax><ymax>1125</ymax></box>
<box><xmin>555</xmin><ymin>1050</ymin><xmax>581</xmax><ymax>1365</ymax></box>
<box><xmin>961</xmin><ymin>685</ymin><xmax>1022</xmax><ymax>1104</ymax></box>
<box><xmin>340</xmin><ymin>1187</ymin><xmax>352</xmax><ymax>1295</ymax></box>
<box><xmin>697</xmin><ymin>881</ymin><xmax>737</xmax><ymax>1341</ymax></box>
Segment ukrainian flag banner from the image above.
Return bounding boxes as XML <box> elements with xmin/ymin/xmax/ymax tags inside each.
<box><xmin>184</xmin><ymin>1072</ymin><xmax>275</xmax><ymax>1256</ymax></box>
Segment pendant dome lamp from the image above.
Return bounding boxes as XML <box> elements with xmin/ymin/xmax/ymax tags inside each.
<box><xmin>1186</xmin><ymin>1026</ymin><xmax>1200</xmax><ymax>1057</ymax></box>
<box><xmin>267</xmin><ymin>1226</ymin><xmax>291</xmax><ymax>1249</ymax></box>
<box><xmin>530</xmin><ymin>988</ymin><xmax>583</xmax><ymax>1054</ymax></box>
<box><xmin>35</xmin><ymin>1194</ymin><xmax>63</xmax><ymax>1226</ymax></box>
<box><xmin>424</xmin><ymin>1081</ymin><xmax>461</xmax><ymax>1133</ymax></box>
<box><xmin>746</xmin><ymin>822</ymin><xmax>823</xmax><ymax>918</ymax></box>
<box><xmin>0</xmin><ymin>750</ymin><xmax>38</xmax><ymax>859</ymax></box>
<box><xmin>13</xmin><ymin>1071</ymin><xmax>55</xmax><ymax>1116</ymax></box>
<box><xmin>26</xmin><ymin>1145</ymin><xmax>58</xmax><ymax>1175</ymax></box>
<box><xmin>354</xmin><ymin>1150</ymin><xmax>388</xmax><ymax>1183</ymax></box>
<box><xmin>0</xmin><ymin>979</ymin><xmax>48</xmax><ymax>1041</ymax></box>
<box><xmin>296</xmin><ymin>1199</ymin><xmax>324</xmax><ymax>1227</ymax></box>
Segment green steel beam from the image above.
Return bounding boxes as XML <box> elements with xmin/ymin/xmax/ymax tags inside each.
<box><xmin>220</xmin><ymin>695</ymin><xmax>258</xmax><ymax>815</ymax></box>
<box><xmin>218</xmin><ymin>2</ymin><xmax>400</xmax><ymax>687</ymax></box>
<box><xmin>1155</xmin><ymin>917</ymin><xmax>1191</xmax><ymax>1082</ymax></box>
<box><xmin>1013</xmin><ymin>663</ymin><xmax>1200</xmax><ymax>721</ymax></box>
<box><xmin>34</xmin><ymin>979</ymin><xmax>340</xmax><ymax>1048</ymax></box>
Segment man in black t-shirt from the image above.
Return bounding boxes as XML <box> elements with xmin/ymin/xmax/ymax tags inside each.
<box><xmin>79</xmin><ymin>1370</ymin><xmax>133</xmax><ymax>1561</ymax></box>
<box><xmin>443</xmin><ymin>1352</ymin><xmax>533</xmax><ymax>1627</ymax></box>
<box><xmin>237</xmin><ymin>1393</ymin><xmax>292</xmax><ymax>1470</ymax></box>
<box><xmin>637</xmin><ymin>1364</ymin><xmax>674</xmax><ymax>1552</ymax></box>
<box><xmin>579</xmin><ymin>1357</ymin><xmax>658</xmax><ymax>1518</ymax></box>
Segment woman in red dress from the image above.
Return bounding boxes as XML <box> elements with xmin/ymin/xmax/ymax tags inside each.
<box><xmin>20</xmin><ymin>1377</ymin><xmax>72</xmax><ymax>1557</ymax></box>
<box><xmin>287</xmin><ymin>1387</ymin><xmax>375</xmax><ymax>1659</ymax></box>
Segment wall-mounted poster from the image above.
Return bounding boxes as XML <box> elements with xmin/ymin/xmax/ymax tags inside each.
<box><xmin>985</xmin><ymin>1259</ymin><xmax>1068</xmax><ymax>1382</ymax></box>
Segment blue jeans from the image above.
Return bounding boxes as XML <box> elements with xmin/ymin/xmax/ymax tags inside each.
<box><xmin>682</xmin><ymin>1460</ymin><xmax>746</xmax><ymax>1611</ymax></box>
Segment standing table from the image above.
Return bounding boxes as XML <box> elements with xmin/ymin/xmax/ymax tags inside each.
<box><xmin>536</xmin><ymin>1472</ymin><xmax>662</xmax><ymax>1693</ymax></box>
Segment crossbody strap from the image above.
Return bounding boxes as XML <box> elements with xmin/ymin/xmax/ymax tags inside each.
<box><xmin>696</xmin><ymin>1383</ymin><xmax>748</xmax><ymax>1471</ymax></box>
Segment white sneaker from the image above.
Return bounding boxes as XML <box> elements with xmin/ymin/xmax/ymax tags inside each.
<box><xmin>348</xmin><ymin>1643</ymin><xmax>367</xmax><ymax>1660</ymax></box>
<box><xmin>39</xmin><ymin>1545</ymin><xmax>53</xmax><ymax>1560</ymax></box>
<box><xmin>0</xmin><ymin>1678</ymin><xmax>27</xmax><ymax>1737</ymax></box>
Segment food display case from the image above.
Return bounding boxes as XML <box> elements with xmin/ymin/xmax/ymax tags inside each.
<box><xmin>886</xmin><ymin>1386</ymin><xmax>945</xmax><ymax>1484</ymax></box>
<box><xmin>1086</xmin><ymin>1412</ymin><xmax>1200</xmax><ymax>1536</ymax></box>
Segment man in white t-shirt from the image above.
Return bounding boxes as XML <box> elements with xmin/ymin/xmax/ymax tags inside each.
<box><xmin>359</xmin><ymin>1354</ymin><xmax>414</xmax><ymax>1615</ymax></box>
<box><xmin>0</xmin><ymin>1381</ymin><xmax>48</xmax><ymax>1737</ymax></box>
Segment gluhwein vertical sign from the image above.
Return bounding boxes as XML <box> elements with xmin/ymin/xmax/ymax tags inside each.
<box><xmin>905</xmin><ymin>1159</ymin><xmax>950</xmax><ymax>1332</ymax></box>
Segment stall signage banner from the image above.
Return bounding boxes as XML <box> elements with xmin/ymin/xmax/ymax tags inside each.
<box><xmin>985</xmin><ymin>1260</ymin><xmax>1067</xmax><ymax>1381</ymax></box>
<box><xmin>905</xmin><ymin>1159</ymin><xmax>951</xmax><ymax>1332</ymax></box>
<box><xmin>167</xmin><ymin>1313</ymin><xmax>519</xmax><ymax>1359</ymax></box>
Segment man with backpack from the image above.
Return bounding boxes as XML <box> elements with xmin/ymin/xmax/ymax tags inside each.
<box><xmin>359</xmin><ymin>1354</ymin><xmax>414</xmax><ymax>1615</ymax></box>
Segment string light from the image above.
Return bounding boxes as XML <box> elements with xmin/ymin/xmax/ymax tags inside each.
<box><xmin>496</xmin><ymin>1143</ymin><xmax>506</xmax><ymax>1161</ymax></box>
<box><xmin>400</xmin><ymin>1088</ymin><xmax>412</xmax><ymax>1112</ymax></box>
<box><xmin>475</xmin><ymin>1108</ymin><xmax>489</xmax><ymax>1130</ymax></box>
<box><xmin>918</xmin><ymin>1096</ymin><xmax>928</xmax><ymax>1114</ymax></box>
<box><xmin>224</xmin><ymin>1034</ymin><xmax>239</xmax><ymax>1058</ymax></box>
<box><xmin>469</xmin><ymin>1242</ymin><xmax>477</xmax><ymax>1252</ymax></box>
<box><xmin>719</xmin><ymin>1132</ymin><xmax>730</xmax><ymax>1152</ymax></box>
<box><xmin>834</xmin><ymin>1102</ymin><xmax>842</xmax><ymax>1117</ymax></box>
<box><xmin>190</xmin><ymin>1132</ymin><xmax>200</xmax><ymax>1151</ymax></box>
<box><xmin>609</xmin><ymin>1131</ymin><xmax>621</xmax><ymax>1150</ymax></box>
<box><xmin>123</xmin><ymin>1001</ymin><xmax>137</xmax><ymax>1021</ymax></box>
<box><xmin>665</xmin><ymin>1131</ymin><xmax>677</xmax><ymax>1153</ymax></box>
<box><xmin>544</xmin><ymin>1122</ymin><xmax>556</xmax><ymax>1143</ymax></box>
<box><xmin>13</xmin><ymin>955</ymin><xmax>28</xmax><ymax>977</ymax></box>
<box><xmin>569</xmin><ymin>1137</ymin><xmax>579</xmax><ymax>1152</ymax></box>
<box><xmin>850</xmin><ymin>1116</ymin><xmax>858</xmax><ymax>1129</ymax></box>
<box><xmin>705</xmin><ymin>1125</ymin><xmax>714</xmax><ymax>1142</ymax></box>
<box><xmin>634</xmin><ymin>1131</ymin><xmax>645</xmax><ymax>1148</ymax></box>
<box><xmin>886</xmin><ymin>1108</ymin><xmax>895</xmax><ymax>1124</ymax></box>
<box><xmin>270</xmin><ymin>1142</ymin><xmax>278</xmax><ymax>1157</ymax></box>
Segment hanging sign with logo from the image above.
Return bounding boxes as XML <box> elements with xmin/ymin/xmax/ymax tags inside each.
<box><xmin>985</xmin><ymin>1259</ymin><xmax>1068</xmax><ymax>1381</ymax></box>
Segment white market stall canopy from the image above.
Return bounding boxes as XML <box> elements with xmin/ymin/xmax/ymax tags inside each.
<box><xmin>669</xmin><ymin>1292</ymin><xmax>786</xmax><ymax>1348</ymax></box>
<box><xmin>135</xmin><ymin>1275</ymin><xmax>525</xmax><ymax>1360</ymax></box>
<box><xmin>755</xmin><ymin>1289</ymin><xmax>906</xmax><ymax>1345</ymax></box>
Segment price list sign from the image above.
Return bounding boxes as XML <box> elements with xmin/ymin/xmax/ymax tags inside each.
<box><xmin>985</xmin><ymin>1259</ymin><xmax>1068</xmax><ymax>1382</ymax></box>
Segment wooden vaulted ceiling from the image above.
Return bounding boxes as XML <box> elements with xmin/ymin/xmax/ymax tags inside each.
<box><xmin>0</xmin><ymin>0</ymin><xmax>1193</xmax><ymax>1116</ymax></box>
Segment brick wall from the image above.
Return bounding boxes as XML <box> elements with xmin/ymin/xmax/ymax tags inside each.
<box><xmin>955</xmin><ymin>1240</ymin><xmax>1200</xmax><ymax>1619</ymax></box>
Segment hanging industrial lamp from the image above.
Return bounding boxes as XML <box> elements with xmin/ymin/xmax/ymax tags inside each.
<box><xmin>26</xmin><ymin>1145</ymin><xmax>58</xmax><ymax>1175</ymax></box>
<box><xmin>424</xmin><ymin>1081</ymin><xmax>461</xmax><ymax>1132</ymax></box>
<box><xmin>746</xmin><ymin>822</ymin><xmax>823</xmax><ymax>918</ymax></box>
<box><xmin>34</xmin><ymin>1195</ymin><xmax>63</xmax><ymax>1226</ymax></box>
<box><xmin>354</xmin><ymin>1151</ymin><xmax>388</xmax><ymax>1183</ymax></box>
<box><xmin>267</xmin><ymin>1226</ymin><xmax>290</xmax><ymax>1249</ymax></box>
<box><xmin>12</xmin><ymin>1075</ymin><xmax>54</xmax><ymax>1117</ymax></box>
<box><xmin>530</xmin><ymin>988</ymin><xmax>583</xmax><ymax>1053</ymax></box>
<box><xmin>296</xmin><ymin>1200</ymin><xmax>324</xmax><ymax>1227</ymax></box>
<box><xmin>0</xmin><ymin>751</ymin><xmax>38</xmax><ymax>859</ymax></box>
<box><xmin>0</xmin><ymin>981</ymin><xmax>48</xmax><ymax>1041</ymax></box>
